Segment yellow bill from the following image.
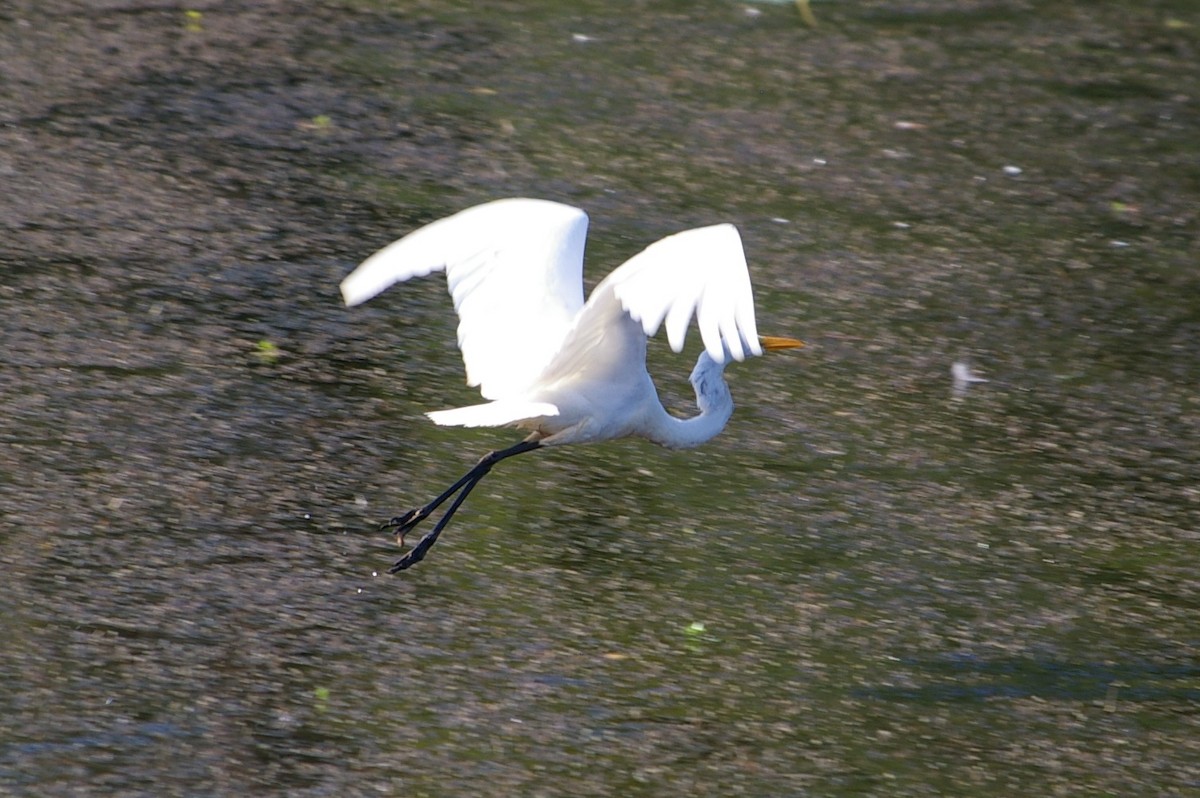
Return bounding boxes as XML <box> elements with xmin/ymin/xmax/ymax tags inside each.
<box><xmin>760</xmin><ymin>335</ymin><xmax>805</xmax><ymax>351</ymax></box>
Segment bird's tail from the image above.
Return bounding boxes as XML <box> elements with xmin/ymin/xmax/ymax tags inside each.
<box><xmin>426</xmin><ymin>401</ymin><xmax>559</xmax><ymax>428</ymax></box>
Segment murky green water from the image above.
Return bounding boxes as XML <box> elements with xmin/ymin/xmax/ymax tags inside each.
<box><xmin>2</xmin><ymin>0</ymin><xmax>1197</xmax><ymax>795</ymax></box>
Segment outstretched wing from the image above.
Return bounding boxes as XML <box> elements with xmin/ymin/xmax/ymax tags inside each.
<box><xmin>340</xmin><ymin>198</ymin><xmax>588</xmax><ymax>400</ymax></box>
<box><xmin>530</xmin><ymin>223</ymin><xmax>762</xmax><ymax>400</ymax></box>
<box><xmin>597</xmin><ymin>223</ymin><xmax>762</xmax><ymax>363</ymax></box>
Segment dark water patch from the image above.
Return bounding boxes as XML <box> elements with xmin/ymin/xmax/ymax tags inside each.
<box><xmin>860</xmin><ymin>652</ymin><xmax>1200</xmax><ymax>704</ymax></box>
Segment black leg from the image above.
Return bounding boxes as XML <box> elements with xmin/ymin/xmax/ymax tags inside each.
<box><xmin>387</xmin><ymin>468</ymin><xmax>488</xmax><ymax>572</ymax></box>
<box><xmin>383</xmin><ymin>439</ymin><xmax>541</xmax><ymax>572</ymax></box>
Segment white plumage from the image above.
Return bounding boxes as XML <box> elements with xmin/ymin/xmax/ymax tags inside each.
<box><xmin>342</xmin><ymin>198</ymin><xmax>792</xmax><ymax>447</ymax></box>
<box><xmin>340</xmin><ymin>198</ymin><xmax>802</xmax><ymax>571</ymax></box>
<box><xmin>342</xmin><ymin>198</ymin><xmax>587</xmax><ymax>400</ymax></box>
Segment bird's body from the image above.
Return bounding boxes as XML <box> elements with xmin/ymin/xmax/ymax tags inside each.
<box><xmin>341</xmin><ymin>198</ymin><xmax>801</xmax><ymax>571</ymax></box>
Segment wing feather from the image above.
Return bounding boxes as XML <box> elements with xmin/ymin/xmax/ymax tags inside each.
<box><xmin>601</xmin><ymin>223</ymin><xmax>761</xmax><ymax>364</ymax></box>
<box><xmin>340</xmin><ymin>198</ymin><xmax>588</xmax><ymax>399</ymax></box>
<box><xmin>530</xmin><ymin>222</ymin><xmax>762</xmax><ymax>402</ymax></box>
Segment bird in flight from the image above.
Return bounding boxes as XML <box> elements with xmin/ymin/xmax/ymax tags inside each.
<box><xmin>341</xmin><ymin>198</ymin><xmax>803</xmax><ymax>572</ymax></box>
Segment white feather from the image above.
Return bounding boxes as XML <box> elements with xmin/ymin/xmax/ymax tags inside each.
<box><xmin>341</xmin><ymin>198</ymin><xmax>587</xmax><ymax>400</ymax></box>
<box><xmin>426</xmin><ymin>401</ymin><xmax>560</xmax><ymax>428</ymax></box>
<box><xmin>603</xmin><ymin>223</ymin><xmax>761</xmax><ymax>364</ymax></box>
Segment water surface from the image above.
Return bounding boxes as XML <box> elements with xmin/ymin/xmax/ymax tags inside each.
<box><xmin>2</xmin><ymin>1</ymin><xmax>1197</xmax><ymax>794</ymax></box>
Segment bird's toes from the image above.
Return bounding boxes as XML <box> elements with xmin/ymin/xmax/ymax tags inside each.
<box><xmin>387</xmin><ymin>530</ymin><xmax>439</xmax><ymax>573</ymax></box>
<box><xmin>380</xmin><ymin>508</ymin><xmax>421</xmax><ymax>533</ymax></box>
<box><xmin>388</xmin><ymin>547</ymin><xmax>422</xmax><ymax>573</ymax></box>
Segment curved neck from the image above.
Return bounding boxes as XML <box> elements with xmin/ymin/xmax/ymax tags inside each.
<box><xmin>645</xmin><ymin>352</ymin><xmax>734</xmax><ymax>449</ymax></box>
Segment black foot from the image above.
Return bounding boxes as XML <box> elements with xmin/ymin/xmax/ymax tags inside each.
<box><xmin>380</xmin><ymin>508</ymin><xmax>425</xmax><ymax>544</ymax></box>
<box><xmin>383</xmin><ymin>497</ymin><xmax>457</xmax><ymax>572</ymax></box>
<box><xmin>377</xmin><ymin>439</ymin><xmax>543</xmax><ymax>573</ymax></box>
<box><xmin>380</xmin><ymin>507</ymin><xmax>438</xmax><ymax>571</ymax></box>
<box><xmin>388</xmin><ymin>532</ymin><xmax>439</xmax><ymax>573</ymax></box>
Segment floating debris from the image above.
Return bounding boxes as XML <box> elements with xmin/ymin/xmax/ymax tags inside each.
<box><xmin>952</xmin><ymin>362</ymin><xmax>988</xmax><ymax>396</ymax></box>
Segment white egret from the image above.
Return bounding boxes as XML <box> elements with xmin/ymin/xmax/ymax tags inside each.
<box><xmin>341</xmin><ymin>198</ymin><xmax>803</xmax><ymax>572</ymax></box>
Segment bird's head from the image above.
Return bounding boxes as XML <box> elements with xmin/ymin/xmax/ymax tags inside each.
<box><xmin>690</xmin><ymin>335</ymin><xmax>804</xmax><ymax>406</ymax></box>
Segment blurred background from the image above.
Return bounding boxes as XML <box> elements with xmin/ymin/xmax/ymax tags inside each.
<box><xmin>2</xmin><ymin>1</ymin><xmax>1197</xmax><ymax>794</ymax></box>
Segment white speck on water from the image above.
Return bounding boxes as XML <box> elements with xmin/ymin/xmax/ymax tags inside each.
<box><xmin>1002</xmin><ymin>165</ymin><xmax>1022</xmax><ymax>176</ymax></box>
<box><xmin>952</xmin><ymin>362</ymin><xmax>989</xmax><ymax>396</ymax></box>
